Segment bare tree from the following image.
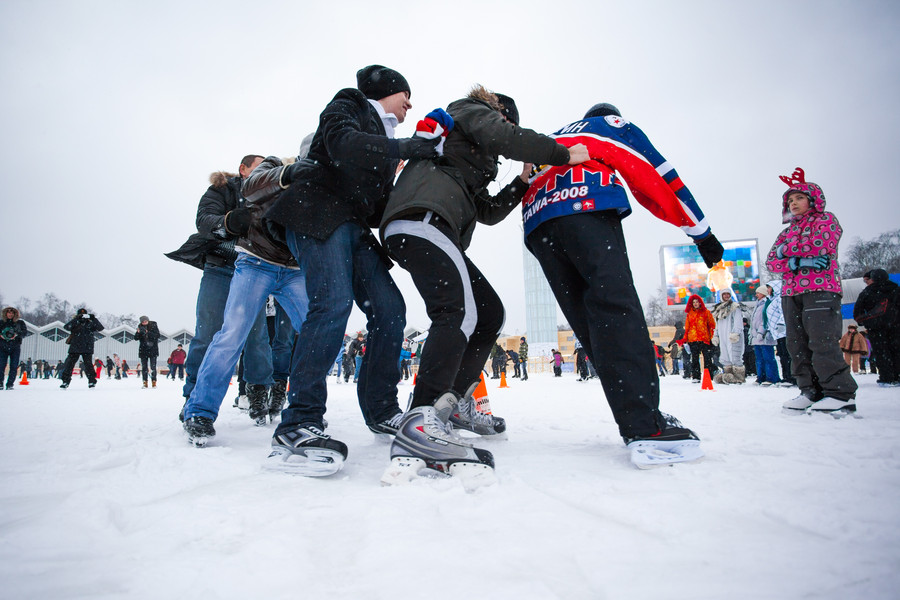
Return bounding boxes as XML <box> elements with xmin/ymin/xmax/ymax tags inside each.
<box><xmin>841</xmin><ymin>229</ymin><xmax>900</xmax><ymax>278</ymax></box>
<box><xmin>644</xmin><ymin>287</ymin><xmax>682</xmax><ymax>327</ymax></box>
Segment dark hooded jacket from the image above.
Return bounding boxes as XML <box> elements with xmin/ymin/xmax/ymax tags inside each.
<box><xmin>854</xmin><ymin>269</ymin><xmax>900</xmax><ymax>329</ymax></box>
<box><xmin>0</xmin><ymin>307</ymin><xmax>28</xmax><ymax>350</ymax></box>
<box><xmin>380</xmin><ymin>89</ymin><xmax>570</xmax><ymax>250</ymax></box>
<box><xmin>266</xmin><ymin>88</ymin><xmax>400</xmax><ymax>240</ymax></box>
<box><xmin>134</xmin><ymin>321</ymin><xmax>161</xmax><ymax>359</ymax></box>
<box><xmin>165</xmin><ymin>171</ymin><xmax>244</xmax><ymax>269</ymax></box>
<box><xmin>64</xmin><ymin>312</ymin><xmax>104</xmax><ymax>354</ymax></box>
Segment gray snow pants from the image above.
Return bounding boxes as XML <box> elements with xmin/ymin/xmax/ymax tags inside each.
<box><xmin>783</xmin><ymin>291</ymin><xmax>857</xmax><ymax>401</ymax></box>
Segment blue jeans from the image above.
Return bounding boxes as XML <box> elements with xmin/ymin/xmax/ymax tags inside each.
<box><xmin>183</xmin><ymin>263</ymin><xmax>272</xmax><ymax>398</ymax></box>
<box><xmin>279</xmin><ymin>223</ymin><xmax>405</xmax><ymax>432</ymax></box>
<box><xmin>271</xmin><ymin>300</ymin><xmax>294</xmax><ymax>381</ymax></box>
<box><xmin>754</xmin><ymin>344</ymin><xmax>781</xmax><ymax>384</ymax></box>
<box><xmin>354</xmin><ymin>355</ymin><xmax>363</xmax><ymax>382</ymax></box>
<box><xmin>184</xmin><ymin>253</ymin><xmax>308</xmax><ymax>421</ymax></box>
<box><xmin>0</xmin><ymin>345</ymin><xmax>21</xmax><ymax>387</ymax></box>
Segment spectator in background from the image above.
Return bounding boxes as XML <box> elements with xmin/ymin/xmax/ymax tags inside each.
<box><xmin>134</xmin><ymin>315</ymin><xmax>161</xmax><ymax>389</ymax></box>
<box><xmin>711</xmin><ymin>289</ymin><xmax>746</xmax><ymax>384</ymax></box>
<box><xmin>839</xmin><ymin>324</ymin><xmax>868</xmax><ymax>374</ymax></box>
<box><xmin>750</xmin><ymin>287</ymin><xmax>781</xmax><ymax>387</ymax></box>
<box><xmin>518</xmin><ymin>336</ymin><xmax>529</xmax><ymax>381</ymax></box>
<box><xmin>507</xmin><ymin>347</ymin><xmax>520</xmax><ymax>378</ymax></box>
<box><xmin>763</xmin><ymin>281</ymin><xmax>795</xmax><ymax>387</ymax></box>
<box><xmin>169</xmin><ymin>344</ymin><xmax>187</xmax><ymax>381</ymax></box>
<box><xmin>59</xmin><ymin>309</ymin><xmax>103</xmax><ymax>389</ymax></box>
<box><xmin>683</xmin><ymin>295</ymin><xmax>717</xmax><ymax>383</ymax></box>
<box><xmin>0</xmin><ymin>307</ymin><xmax>28</xmax><ymax>390</ymax></box>
<box><xmin>854</xmin><ymin>268</ymin><xmax>900</xmax><ymax>386</ymax></box>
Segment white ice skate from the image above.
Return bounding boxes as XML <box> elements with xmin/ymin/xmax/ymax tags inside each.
<box><xmin>381</xmin><ymin>396</ymin><xmax>497</xmax><ymax>490</ymax></box>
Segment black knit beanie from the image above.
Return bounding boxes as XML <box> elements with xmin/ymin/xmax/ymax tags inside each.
<box><xmin>356</xmin><ymin>65</ymin><xmax>410</xmax><ymax>100</ymax></box>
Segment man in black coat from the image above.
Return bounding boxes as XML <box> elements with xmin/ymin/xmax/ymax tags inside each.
<box><xmin>855</xmin><ymin>268</ymin><xmax>900</xmax><ymax>385</ymax></box>
<box><xmin>166</xmin><ymin>155</ymin><xmax>274</xmax><ymax>406</ymax></box>
<box><xmin>134</xmin><ymin>316</ymin><xmax>161</xmax><ymax>388</ymax></box>
<box><xmin>263</xmin><ymin>65</ymin><xmax>439</xmax><ymax>473</ymax></box>
<box><xmin>59</xmin><ymin>308</ymin><xmax>104</xmax><ymax>389</ymax></box>
<box><xmin>0</xmin><ymin>307</ymin><xmax>28</xmax><ymax>390</ymax></box>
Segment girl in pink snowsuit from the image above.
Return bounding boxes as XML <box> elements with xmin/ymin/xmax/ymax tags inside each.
<box><xmin>766</xmin><ymin>168</ymin><xmax>857</xmax><ymax>414</ymax></box>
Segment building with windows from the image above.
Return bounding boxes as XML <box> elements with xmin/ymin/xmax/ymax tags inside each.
<box><xmin>16</xmin><ymin>321</ymin><xmax>193</xmax><ymax>366</ymax></box>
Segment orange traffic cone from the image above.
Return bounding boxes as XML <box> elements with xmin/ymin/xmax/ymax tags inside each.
<box><xmin>499</xmin><ymin>370</ymin><xmax>509</xmax><ymax>388</ymax></box>
<box><xmin>700</xmin><ymin>368</ymin><xmax>714</xmax><ymax>391</ymax></box>
<box><xmin>473</xmin><ymin>373</ymin><xmax>492</xmax><ymax>414</ymax></box>
<box><xmin>19</xmin><ymin>371</ymin><xmax>29</xmax><ymax>386</ymax></box>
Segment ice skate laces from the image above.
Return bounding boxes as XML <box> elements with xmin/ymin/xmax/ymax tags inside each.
<box><xmin>457</xmin><ymin>395</ymin><xmax>493</xmax><ymax>426</ymax></box>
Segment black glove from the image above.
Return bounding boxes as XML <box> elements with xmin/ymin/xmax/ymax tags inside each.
<box><xmin>696</xmin><ymin>233</ymin><xmax>724</xmax><ymax>268</ymax></box>
<box><xmin>224</xmin><ymin>207</ymin><xmax>253</xmax><ymax>236</ymax></box>
<box><xmin>391</xmin><ymin>136</ymin><xmax>440</xmax><ymax>160</ymax></box>
<box><xmin>281</xmin><ymin>159</ymin><xmax>306</xmax><ymax>187</ymax></box>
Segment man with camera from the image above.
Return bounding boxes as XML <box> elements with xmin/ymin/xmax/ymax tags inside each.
<box><xmin>59</xmin><ymin>308</ymin><xmax>104</xmax><ymax>389</ymax></box>
<box><xmin>134</xmin><ymin>316</ymin><xmax>161</xmax><ymax>389</ymax></box>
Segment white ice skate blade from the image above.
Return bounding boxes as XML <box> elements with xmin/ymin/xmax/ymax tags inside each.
<box><xmin>187</xmin><ymin>435</ymin><xmax>212</xmax><ymax>448</ymax></box>
<box><xmin>380</xmin><ymin>456</ymin><xmax>497</xmax><ymax>491</ymax></box>
<box><xmin>627</xmin><ymin>440</ymin><xmax>704</xmax><ymax>469</ymax></box>
<box><xmin>806</xmin><ymin>407</ymin><xmax>862</xmax><ymax>420</ymax></box>
<box><xmin>263</xmin><ymin>446</ymin><xmax>345</xmax><ymax>477</ymax></box>
<box><xmin>452</xmin><ymin>428</ymin><xmax>509</xmax><ymax>442</ymax></box>
<box><xmin>781</xmin><ymin>407</ymin><xmax>811</xmax><ymax>416</ymax></box>
<box><xmin>380</xmin><ymin>457</ymin><xmax>445</xmax><ymax>486</ymax></box>
<box><xmin>448</xmin><ymin>460</ymin><xmax>498</xmax><ymax>490</ymax></box>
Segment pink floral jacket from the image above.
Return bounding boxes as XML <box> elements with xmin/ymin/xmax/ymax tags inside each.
<box><xmin>766</xmin><ymin>180</ymin><xmax>843</xmax><ymax>297</ymax></box>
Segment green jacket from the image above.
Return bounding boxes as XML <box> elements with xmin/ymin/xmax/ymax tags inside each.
<box><xmin>381</xmin><ymin>97</ymin><xmax>570</xmax><ymax>250</ymax></box>
<box><xmin>518</xmin><ymin>340</ymin><xmax>528</xmax><ymax>361</ymax></box>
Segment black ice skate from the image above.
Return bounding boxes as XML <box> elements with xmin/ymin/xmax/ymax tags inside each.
<box><xmin>264</xmin><ymin>425</ymin><xmax>348</xmax><ymax>477</ymax></box>
<box><xmin>183</xmin><ymin>416</ymin><xmax>216</xmax><ymax>447</ymax></box>
<box><xmin>247</xmin><ymin>384</ymin><xmax>269</xmax><ymax>427</ymax></box>
<box><xmin>268</xmin><ymin>379</ymin><xmax>287</xmax><ymax>423</ymax></box>
<box><xmin>367</xmin><ymin>411</ymin><xmax>404</xmax><ymax>439</ymax></box>
<box><xmin>624</xmin><ymin>413</ymin><xmax>704</xmax><ymax>469</ymax></box>
<box><xmin>381</xmin><ymin>392</ymin><xmax>497</xmax><ymax>490</ymax></box>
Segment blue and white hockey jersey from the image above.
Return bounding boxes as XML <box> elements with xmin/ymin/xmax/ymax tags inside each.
<box><xmin>522</xmin><ymin>114</ymin><xmax>710</xmax><ymax>240</ymax></box>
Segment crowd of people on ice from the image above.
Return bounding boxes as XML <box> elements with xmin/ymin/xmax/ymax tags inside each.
<box><xmin>3</xmin><ymin>66</ymin><xmax>898</xmax><ymax>480</ymax></box>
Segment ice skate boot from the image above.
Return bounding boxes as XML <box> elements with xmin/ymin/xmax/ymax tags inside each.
<box><xmin>183</xmin><ymin>416</ymin><xmax>216</xmax><ymax>447</ymax></box>
<box><xmin>247</xmin><ymin>384</ymin><xmax>269</xmax><ymax>426</ymax></box>
<box><xmin>807</xmin><ymin>397</ymin><xmax>859</xmax><ymax>419</ymax></box>
<box><xmin>449</xmin><ymin>381</ymin><xmax>507</xmax><ymax>439</ymax></box>
<box><xmin>625</xmin><ymin>413</ymin><xmax>704</xmax><ymax>469</ymax></box>
<box><xmin>268</xmin><ymin>379</ymin><xmax>287</xmax><ymax>423</ymax></box>
<box><xmin>782</xmin><ymin>391</ymin><xmax>817</xmax><ymax>415</ymax></box>
<box><xmin>381</xmin><ymin>392</ymin><xmax>497</xmax><ymax>490</ymax></box>
<box><xmin>367</xmin><ymin>411</ymin><xmax>404</xmax><ymax>440</ymax></box>
<box><xmin>265</xmin><ymin>425</ymin><xmax>348</xmax><ymax>476</ymax></box>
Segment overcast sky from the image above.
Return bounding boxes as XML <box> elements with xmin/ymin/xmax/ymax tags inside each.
<box><xmin>2</xmin><ymin>0</ymin><xmax>898</xmax><ymax>335</ymax></box>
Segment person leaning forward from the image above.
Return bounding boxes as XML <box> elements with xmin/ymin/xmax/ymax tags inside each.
<box><xmin>262</xmin><ymin>65</ymin><xmax>438</xmax><ymax>475</ymax></box>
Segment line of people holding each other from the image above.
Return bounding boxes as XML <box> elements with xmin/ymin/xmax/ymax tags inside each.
<box><xmin>168</xmin><ymin>63</ymin><xmax>729</xmax><ymax>475</ymax></box>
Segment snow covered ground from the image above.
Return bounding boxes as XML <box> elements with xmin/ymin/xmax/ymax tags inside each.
<box><xmin>1</xmin><ymin>371</ymin><xmax>898</xmax><ymax>600</ymax></box>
